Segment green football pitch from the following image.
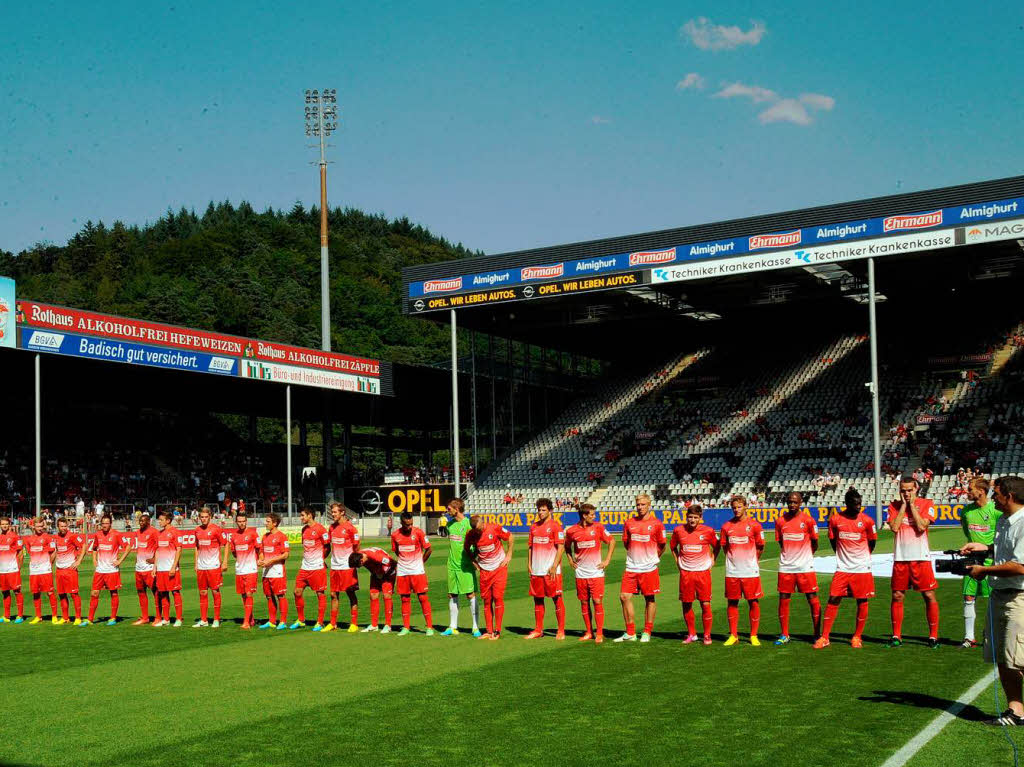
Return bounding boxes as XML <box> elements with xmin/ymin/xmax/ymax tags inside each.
<box><xmin>0</xmin><ymin>527</ymin><xmax>1019</xmax><ymax>767</ymax></box>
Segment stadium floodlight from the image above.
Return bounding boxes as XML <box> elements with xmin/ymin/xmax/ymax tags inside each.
<box><xmin>304</xmin><ymin>87</ymin><xmax>341</xmax><ymax>352</ymax></box>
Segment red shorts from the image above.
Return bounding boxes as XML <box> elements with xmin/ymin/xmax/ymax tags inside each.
<box><xmin>235</xmin><ymin>573</ymin><xmax>258</xmax><ymax>595</ymax></box>
<box><xmin>724</xmin><ymin>576</ymin><xmax>763</xmax><ymax>600</ymax></box>
<box><xmin>262</xmin><ymin>577</ymin><xmax>288</xmax><ymax>598</ymax></box>
<box><xmin>92</xmin><ymin>572</ymin><xmax>122</xmax><ymax>591</ymax></box>
<box><xmin>621</xmin><ymin>570</ymin><xmax>660</xmax><ymax>597</ymax></box>
<box><xmin>330</xmin><ymin>569</ymin><xmax>359</xmax><ymax>592</ymax></box>
<box><xmin>479</xmin><ymin>566</ymin><xmax>508</xmax><ymax>601</ymax></box>
<box><xmin>529</xmin><ymin>573</ymin><xmax>563</xmax><ymax>598</ymax></box>
<box><xmin>156</xmin><ymin>571</ymin><xmax>182</xmax><ymax>592</ymax></box>
<box><xmin>135</xmin><ymin>571</ymin><xmax>155</xmax><ymax>591</ymax></box>
<box><xmin>891</xmin><ymin>561</ymin><xmax>938</xmax><ymax>592</ymax></box>
<box><xmin>295</xmin><ymin>569</ymin><xmax>327</xmax><ymax>592</ymax></box>
<box><xmin>397</xmin><ymin>573</ymin><xmax>429</xmax><ymax>595</ymax></box>
<box><xmin>679</xmin><ymin>570</ymin><xmax>713</xmax><ymax>602</ymax></box>
<box><xmin>830</xmin><ymin>571</ymin><xmax>876</xmax><ymax>599</ymax></box>
<box><xmin>56</xmin><ymin>569</ymin><xmax>79</xmax><ymax>595</ymax></box>
<box><xmin>369</xmin><ymin>573</ymin><xmax>396</xmax><ymax>595</ymax></box>
<box><xmin>196</xmin><ymin>569</ymin><xmax>223</xmax><ymax>590</ymax></box>
<box><xmin>575</xmin><ymin>576</ymin><xmax>605</xmax><ymax>602</ymax></box>
<box><xmin>29</xmin><ymin>573</ymin><xmax>53</xmax><ymax>594</ymax></box>
<box><xmin>777</xmin><ymin>571</ymin><xmax>819</xmax><ymax>594</ymax></box>
<box><xmin>0</xmin><ymin>572</ymin><xmax>22</xmax><ymax>591</ymax></box>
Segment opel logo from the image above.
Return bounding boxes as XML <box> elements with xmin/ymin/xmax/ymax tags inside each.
<box><xmin>523</xmin><ymin>285</ymin><xmax>535</xmax><ymax>298</ymax></box>
<box><xmin>413</xmin><ymin>299</ymin><xmax>425</xmax><ymax>312</ymax></box>
<box><xmin>359</xmin><ymin>489</ymin><xmax>383</xmax><ymax>515</ymax></box>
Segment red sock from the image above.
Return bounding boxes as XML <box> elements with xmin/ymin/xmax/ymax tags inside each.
<box><xmin>47</xmin><ymin>592</ymin><xmax>57</xmax><ymax>617</ymax></box>
<box><xmin>243</xmin><ymin>596</ymin><xmax>253</xmax><ymax>625</ymax></box>
<box><xmin>594</xmin><ymin>603</ymin><xmax>605</xmax><ymax>635</ymax></box>
<box><xmin>581</xmin><ymin>603</ymin><xmax>593</xmax><ymax>634</ymax></box>
<box><xmin>855</xmin><ymin>601</ymin><xmax>869</xmax><ymax>638</ymax></box>
<box><xmin>199</xmin><ymin>592</ymin><xmax>209</xmax><ymax>622</ymax></box>
<box><xmin>534</xmin><ymin>600</ymin><xmax>545</xmax><ymax>632</ymax></box>
<box><xmin>822</xmin><ymin>603</ymin><xmax>839</xmax><ymax>640</ymax></box>
<box><xmin>779</xmin><ymin>599</ymin><xmax>791</xmax><ymax>636</ymax></box>
<box><xmin>494</xmin><ymin>600</ymin><xmax>504</xmax><ymax>633</ymax></box>
<box><xmin>33</xmin><ymin>595</ymin><xmax>42</xmax><ymax>619</ymax></box>
<box><xmin>926</xmin><ymin>601</ymin><xmax>939</xmax><ymax>639</ymax></box>
<box><xmin>2</xmin><ymin>593</ymin><xmax>9</xmax><ymax>619</ymax></box>
<box><xmin>727</xmin><ymin>604</ymin><xmax>738</xmax><ymax>636</ymax></box>
<box><xmin>384</xmin><ymin>596</ymin><xmax>393</xmax><ymax>625</ymax></box>
<box><xmin>267</xmin><ymin>600</ymin><xmax>277</xmax><ymax>624</ymax></box>
<box><xmin>749</xmin><ymin>601</ymin><xmax>760</xmax><ymax>636</ymax></box>
<box><xmin>401</xmin><ymin>595</ymin><xmax>412</xmax><ymax>629</ymax></box>
<box><xmin>110</xmin><ymin>593</ymin><xmax>119</xmax><ymax>620</ymax></box>
<box><xmin>161</xmin><ymin>594</ymin><xmax>170</xmax><ymax>621</ymax></box>
<box><xmin>88</xmin><ymin>595</ymin><xmax>98</xmax><ymax>622</ymax></box>
<box><xmin>683</xmin><ymin>604</ymin><xmax>696</xmax><ymax>636</ymax></box>
<box><xmin>626</xmin><ymin>621</ymin><xmax>636</xmax><ymax>636</ymax></box>
<box><xmin>370</xmin><ymin>593</ymin><xmax>380</xmax><ymax>626</ymax></box>
<box><xmin>418</xmin><ymin>594</ymin><xmax>432</xmax><ymax>629</ymax></box>
<box><xmin>60</xmin><ymin>596</ymin><xmax>69</xmax><ymax>621</ymax></box>
<box><xmin>172</xmin><ymin>592</ymin><xmax>182</xmax><ymax>621</ymax></box>
<box><xmin>15</xmin><ymin>591</ymin><xmax>23</xmax><ymax>617</ymax></box>
<box><xmin>809</xmin><ymin>596</ymin><xmax>822</xmax><ymax>635</ymax></box>
<box><xmin>891</xmin><ymin>601</ymin><xmax>904</xmax><ymax>638</ymax></box>
<box><xmin>295</xmin><ymin>595</ymin><xmax>305</xmax><ymax>622</ymax></box>
<box><xmin>484</xmin><ymin>601</ymin><xmax>494</xmax><ymax>633</ymax></box>
<box><xmin>316</xmin><ymin>593</ymin><xmax>326</xmax><ymax>625</ymax></box>
<box><xmin>72</xmin><ymin>594</ymin><xmax>81</xmax><ymax>620</ymax></box>
<box><xmin>140</xmin><ymin>590</ymin><xmax>151</xmax><ymax>620</ymax></box>
<box><xmin>554</xmin><ymin>598</ymin><xmax>565</xmax><ymax>632</ymax></box>
<box><xmin>701</xmin><ymin>604</ymin><xmax>713</xmax><ymax>638</ymax></box>
<box><xmin>330</xmin><ymin>603</ymin><xmax>339</xmax><ymax>627</ymax></box>
<box><xmin>213</xmin><ymin>591</ymin><xmax>221</xmax><ymax>621</ymax></box>
<box><xmin>350</xmin><ymin>604</ymin><xmax>359</xmax><ymax>626</ymax></box>
<box><xmin>278</xmin><ymin>598</ymin><xmax>288</xmax><ymax>624</ymax></box>
<box><xmin>643</xmin><ymin>620</ymin><xmax>653</xmax><ymax>635</ymax></box>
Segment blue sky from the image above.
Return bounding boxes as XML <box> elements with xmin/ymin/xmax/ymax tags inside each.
<box><xmin>1</xmin><ymin>1</ymin><xmax>1021</xmax><ymax>255</ymax></box>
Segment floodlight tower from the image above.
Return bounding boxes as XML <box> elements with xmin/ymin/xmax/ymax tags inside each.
<box><xmin>305</xmin><ymin>88</ymin><xmax>339</xmax><ymax>352</ymax></box>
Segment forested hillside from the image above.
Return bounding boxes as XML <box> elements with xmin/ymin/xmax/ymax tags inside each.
<box><xmin>0</xmin><ymin>202</ymin><xmax>478</xmax><ymax>364</ymax></box>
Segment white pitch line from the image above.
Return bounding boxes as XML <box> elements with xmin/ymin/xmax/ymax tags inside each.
<box><xmin>879</xmin><ymin>673</ymin><xmax>994</xmax><ymax>767</ymax></box>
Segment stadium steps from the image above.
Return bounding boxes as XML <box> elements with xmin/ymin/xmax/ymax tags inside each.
<box><xmin>584</xmin><ymin>485</ymin><xmax>610</xmax><ymax>509</ymax></box>
<box><xmin>989</xmin><ymin>343</ymin><xmax>1018</xmax><ymax>377</ymax></box>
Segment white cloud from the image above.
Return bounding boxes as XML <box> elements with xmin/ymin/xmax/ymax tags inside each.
<box><xmin>682</xmin><ymin>17</ymin><xmax>766</xmax><ymax>51</ymax></box>
<box><xmin>590</xmin><ymin>115</ymin><xmax>611</xmax><ymax>125</ymax></box>
<box><xmin>676</xmin><ymin>73</ymin><xmax>705</xmax><ymax>91</ymax></box>
<box><xmin>799</xmin><ymin>92</ymin><xmax>836</xmax><ymax>111</ymax></box>
<box><xmin>713</xmin><ymin>82</ymin><xmax>778</xmax><ymax>103</ymax></box>
<box><xmin>758</xmin><ymin>99</ymin><xmax>812</xmax><ymax>125</ymax></box>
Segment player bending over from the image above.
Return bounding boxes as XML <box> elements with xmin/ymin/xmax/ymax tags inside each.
<box><xmin>349</xmin><ymin>548</ymin><xmax>397</xmax><ymax>633</ymax></box>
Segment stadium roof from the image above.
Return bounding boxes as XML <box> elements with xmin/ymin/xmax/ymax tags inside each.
<box><xmin>403</xmin><ymin>175</ymin><xmax>1024</xmax><ymax>361</ymax></box>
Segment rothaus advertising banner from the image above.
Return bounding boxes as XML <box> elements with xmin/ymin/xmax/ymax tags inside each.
<box><xmin>15</xmin><ymin>299</ymin><xmax>386</xmax><ymax>394</ymax></box>
<box><xmin>406</xmin><ymin>194</ymin><xmax>1024</xmax><ymax>311</ymax></box>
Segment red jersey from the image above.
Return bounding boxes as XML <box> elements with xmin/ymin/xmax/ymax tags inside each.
<box><xmin>670</xmin><ymin>524</ymin><xmax>717</xmax><ymax>571</ymax></box>
<box><xmin>0</xmin><ymin>530</ymin><xmax>23</xmax><ymax>574</ymax></box>
<box><xmin>135</xmin><ymin>526</ymin><xmax>159</xmax><ymax>573</ymax></box>
<box><xmin>193</xmin><ymin>524</ymin><xmax>225</xmax><ymax>571</ymax></box>
<box><xmin>300</xmin><ymin>523</ymin><xmax>329</xmax><ymax>570</ymax></box>
<box><xmin>261</xmin><ymin>530</ymin><xmax>289</xmax><ymax>579</ymax></box>
<box><xmin>329</xmin><ymin>520</ymin><xmax>360</xmax><ymax>570</ymax></box>
<box><xmin>361</xmin><ymin>547</ymin><xmax>397</xmax><ymax>579</ymax></box>
<box><xmin>54</xmin><ymin>532</ymin><xmax>85</xmax><ymax>570</ymax></box>
<box><xmin>887</xmin><ymin>498</ymin><xmax>935</xmax><ymax>561</ymax></box>
<box><xmin>23</xmin><ymin>533</ymin><xmax>56</xmax><ymax>575</ymax></box>
<box><xmin>474</xmin><ymin>524</ymin><xmax>511</xmax><ymax>571</ymax></box>
<box><xmin>565</xmin><ymin>522</ymin><xmax>612</xmax><ymax>579</ymax></box>
<box><xmin>775</xmin><ymin>512</ymin><xmax>818</xmax><ymax>574</ymax></box>
<box><xmin>623</xmin><ymin>515</ymin><xmax>666</xmax><ymax>573</ymax></box>
<box><xmin>829</xmin><ymin>512</ymin><xmax>877</xmax><ymax>573</ymax></box>
<box><xmin>227</xmin><ymin>527</ymin><xmax>261</xmax><ymax>575</ymax></box>
<box><xmin>155</xmin><ymin>527</ymin><xmax>183</xmax><ymax>573</ymax></box>
<box><xmin>91</xmin><ymin>529</ymin><xmax>126</xmax><ymax>574</ymax></box>
<box><xmin>391</xmin><ymin>526</ymin><xmax>430</xmax><ymax>576</ymax></box>
<box><xmin>528</xmin><ymin>517</ymin><xmax>564</xmax><ymax>576</ymax></box>
<box><xmin>720</xmin><ymin>517</ymin><xmax>764</xmax><ymax>578</ymax></box>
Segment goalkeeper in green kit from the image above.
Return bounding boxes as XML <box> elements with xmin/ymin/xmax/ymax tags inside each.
<box><xmin>960</xmin><ymin>477</ymin><xmax>1001</xmax><ymax>648</ymax></box>
<box><xmin>442</xmin><ymin>499</ymin><xmax>481</xmax><ymax>636</ymax></box>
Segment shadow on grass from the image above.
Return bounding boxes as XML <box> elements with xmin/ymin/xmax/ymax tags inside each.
<box><xmin>858</xmin><ymin>690</ymin><xmax>989</xmax><ymax>721</ymax></box>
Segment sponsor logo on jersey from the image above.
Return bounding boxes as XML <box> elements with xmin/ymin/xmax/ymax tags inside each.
<box><xmin>729</xmin><ymin>535</ymin><xmax>749</xmax><ymax>544</ymax></box>
<box><xmin>628</xmin><ymin>247</ymin><xmax>676</xmax><ymax>266</ymax></box>
<box><xmin>521</xmin><ymin>263</ymin><xmax>564</xmax><ymax>281</ymax></box>
<box><xmin>423</xmin><ymin>278</ymin><xmax>463</xmax><ymax>293</ymax></box>
<box><xmin>838</xmin><ymin>531</ymin><xmax>862</xmax><ymax>541</ymax></box>
<box><xmin>748</xmin><ymin>230</ymin><xmax>801</xmax><ymax>250</ymax></box>
<box><xmin>882</xmin><ymin>210</ymin><xmax>942</xmax><ymax>232</ymax></box>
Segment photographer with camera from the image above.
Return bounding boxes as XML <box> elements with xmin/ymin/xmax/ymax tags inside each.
<box><xmin>959</xmin><ymin>477</ymin><xmax>1001</xmax><ymax>648</ymax></box>
<box><xmin>961</xmin><ymin>475</ymin><xmax>1024</xmax><ymax>726</ymax></box>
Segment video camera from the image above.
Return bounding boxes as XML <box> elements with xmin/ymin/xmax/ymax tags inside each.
<box><xmin>934</xmin><ymin>549</ymin><xmax>988</xmax><ymax>576</ymax></box>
